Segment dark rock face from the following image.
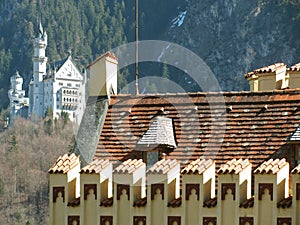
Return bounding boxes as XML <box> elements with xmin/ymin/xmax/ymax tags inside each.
<box><xmin>167</xmin><ymin>0</ymin><xmax>300</xmax><ymax>91</ymax></box>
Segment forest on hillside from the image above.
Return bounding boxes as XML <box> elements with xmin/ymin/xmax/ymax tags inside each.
<box><xmin>0</xmin><ymin>116</ymin><xmax>75</xmax><ymax>224</ymax></box>
<box><xmin>1</xmin><ymin>0</ymin><xmax>299</xmax><ymax>112</ymax></box>
<box><xmin>0</xmin><ymin>0</ymin><xmax>186</xmax><ymax>112</ymax></box>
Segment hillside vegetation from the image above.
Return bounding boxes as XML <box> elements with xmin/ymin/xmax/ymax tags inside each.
<box><xmin>0</xmin><ymin>0</ymin><xmax>128</xmax><ymax>109</ymax></box>
<box><xmin>0</xmin><ymin>117</ymin><xmax>74</xmax><ymax>224</ymax></box>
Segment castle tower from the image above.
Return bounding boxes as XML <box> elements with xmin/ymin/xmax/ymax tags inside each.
<box><xmin>31</xmin><ymin>22</ymin><xmax>48</xmax><ymax>117</ymax></box>
<box><xmin>8</xmin><ymin>71</ymin><xmax>29</xmax><ymax>123</ymax></box>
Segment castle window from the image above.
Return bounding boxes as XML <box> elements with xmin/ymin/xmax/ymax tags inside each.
<box><xmin>67</xmin><ymin>83</ymin><xmax>72</xmax><ymax>87</ymax></box>
<box><xmin>59</xmin><ymin>82</ymin><xmax>63</xmax><ymax>86</ymax></box>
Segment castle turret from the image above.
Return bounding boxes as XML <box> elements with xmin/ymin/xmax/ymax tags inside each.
<box><xmin>31</xmin><ymin>22</ymin><xmax>48</xmax><ymax>117</ymax></box>
<box><xmin>8</xmin><ymin>71</ymin><xmax>29</xmax><ymax>123</ymax></box>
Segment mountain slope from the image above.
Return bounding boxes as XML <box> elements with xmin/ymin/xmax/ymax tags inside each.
<box><xmin>167</xmin><ymin>0</ymin><xmax>300</xmax><ymax>91</ymax></box>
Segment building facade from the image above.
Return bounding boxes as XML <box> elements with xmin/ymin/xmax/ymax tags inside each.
<box><xmin>9</xmin><ymin>23</ymin><xmax>86</xmax><ymax>125</ymax></box>
<box><xmin>49</xmin><ymin>53</ymin><xmax>300</xmax><ymax>225</ymax></box>
<box><xmin>245</xmin><ymin>62</ymin><xmax>300</xmax><ymax>91</ymax></box>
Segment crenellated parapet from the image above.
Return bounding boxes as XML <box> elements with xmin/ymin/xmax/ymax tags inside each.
<box><xmin>49</xmin><ymin>156</ymin><xmax>300</xmax><ymax>225</ymax></box>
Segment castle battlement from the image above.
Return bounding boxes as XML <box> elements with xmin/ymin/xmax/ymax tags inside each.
<box><xmin>49</xmin><ymin>155</ymin><xmax>300</xmax><ymax>225</ymax></box>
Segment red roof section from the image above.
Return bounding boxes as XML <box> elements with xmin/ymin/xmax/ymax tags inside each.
<box><xmin>87</xmin><ymin>51</ymin><xmax>118</xmax><ymax>69</ymax></box>
<box><xmin>245</xmin><ymin>63</ymin><xmax>286</xmax><ymax>79</ymax></box>
<box><xmin>254</xmin><ymin>158</ymin><xmax>288</xmax><ymax>174</ymax></box>
<box><xmin>49</xmin><ymin>153</ymin><xmax>80</xmax><ymax>174</ymax></box>
<box><xmin>94</xmin><ymin>90</ymin><xmax>300</xmax><ymax>168</ymax></box>
<box><xmin>288</xmin><ymin>62</ymin><xmax>300</xmax><ymax>72</ymax></box>
<box><xmin>217</xmin><ymin>159</ymin><xmax>251</xmax><ymax>175</ymax></box>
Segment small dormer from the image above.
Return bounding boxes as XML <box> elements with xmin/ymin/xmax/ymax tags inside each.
<box><xmin>135</xmin><ymin>116</ymin><xmax>177</xmax><ymax>166</ymax></box>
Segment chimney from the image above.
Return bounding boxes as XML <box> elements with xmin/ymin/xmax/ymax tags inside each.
<box><xmin>87</xmin><ymin>52</ymin><xmax>118</xmax><ymax>99</ymax></box>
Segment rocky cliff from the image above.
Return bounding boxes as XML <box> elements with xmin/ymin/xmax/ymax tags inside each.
<box><xmin>166</xmin><ymin>0</ymin><xmax>300</xmax><ymax>91</ymax></box>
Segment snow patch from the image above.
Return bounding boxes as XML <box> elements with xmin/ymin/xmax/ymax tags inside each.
<box><xmin>171</xmin><ymin>10</ymin><xmax>187</xmax><ymax>28</ymax></box>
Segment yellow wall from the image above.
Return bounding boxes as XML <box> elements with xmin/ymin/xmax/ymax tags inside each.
<box><xmin>246</xmin><ymin>66</ymin><xmax>300</xmax><ymax>91</ymax></box>
<box><xmin>49</xmin><ymin>159</ymin><xmax>300</xmax><ymax>225</ymax></box>
<box><xmin>89</xmin><ymin>56</ymin><xmax>118</xmax><ymax>98</ymax></box>
<box><xmin>289</xmin><ymin>72</ymin><xmax>300</xmax><ymax>89</ymax></box>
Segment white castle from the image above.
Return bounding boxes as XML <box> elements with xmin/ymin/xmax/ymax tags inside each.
<box><xmin>8</xmin><ymin>71</ymin><xmax>30</xmax><ymax>123</ymax></box>
<box><xmin>9</xmin><ymin>23</ymin><xmax>86</xmax><ymax>125</ymax></box>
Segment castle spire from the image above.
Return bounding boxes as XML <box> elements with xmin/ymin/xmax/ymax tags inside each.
<box><xmin>39</xmin><ymin>22</ymin><xmax>44</xmax><ymax>38</ymax></box>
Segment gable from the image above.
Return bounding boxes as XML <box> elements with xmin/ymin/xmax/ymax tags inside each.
<box><xmin>54</xmin><ymin>57</ymin><xmax>82</xmax><ymax>81</ymax></box>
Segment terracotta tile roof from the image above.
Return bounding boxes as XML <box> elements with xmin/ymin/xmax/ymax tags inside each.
<box><xmin>203</xmin><ymin>197</ymin><xmax>217</xmax><ymax>208</ymax></box>
<box><xmin>291</xmin><ymin>164</ymin><xmax>300</xmax><ymax>174</ymax></box>
<box><xmin>277</xmin><ymin>196</ymin><xmax>292</xmax><ymax>208</ymax></box>
<box><xmin>114</xmin><ymin>159</ymin><xmax>145</xmax><ymax>174</ymax></box>
<box><xmin>245</xmin><ymin>63</ymin><xmax>286</xmax><ymax>78</ymax></box>
<box><xmin>254</xmin><ymin>158</ymin><xmax>288</xmax><ymax>174</ymax></box>
<box><xmin>100</xmin><ymin>197</ymin><xmax>113</xmax><ymax>207</ymax></box>
<box><xmin>94</xmin><ymin>90</ymin><xmax>300</xmax><ymax>168</ymax></box>
<box><xmin>136</xmin><ymin>116</ymin><xmax>176</xmax><ymax>149</ymax></box>
<box><xmin>80</xmin><ymin>159</ymin><xmax>110</xmax><ymax>174</ymax></box>
<box><xmin>239</xmin><ymin>197</ymin><xmax>254</xmax><ymax>208</ymax></box>
<box><xmin>68</xmin><ymin>197</ymin><xmax>80</xmax><ymax>207</ymax></box>
<box><xmin>48</xmin><ymin>153</ymin><xmax>80</xmax><ymax>174</ymax></box>
<box><xmin>288</xmin><ymin>63</ymin><xmax>300</xmax><ymax>72</ymax></box>
<box><xmin>147</xmin><ymin>159</ymin><xmax>178</xmax><ymax>174</ymax></box>
<box><xmin>133</xmin><ymin>197</ymin><xmax>147</xmax><ymax>207</ymax></box>
<box><xmin>217</xmin><ymin>159</ymin><xmax>250</xmax><ymax>175</ymax></box>
<box><xmin>87</xmin><ymin>52</ymin><xmax>118</xmax><ymax>69</ymax></box>
<box><xmin>181</xmin><ymin>159</ymin><xmax>213</xmax><ymax>174</ymax></box>
<box><xmin>168</xmin><ymin>197</ymin><xmax>182</xmax><ymax>207</ymax></box>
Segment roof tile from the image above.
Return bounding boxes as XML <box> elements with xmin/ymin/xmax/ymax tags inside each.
<box><xmin>217</xmin><ymin>159</ymin><xmax>251</xmax><ymax>174</ymax></box>
<box><xmin>133</xmin><ymin>197</ymin><xmax>147</xmax><ymax>207</ymax></box>
<box><xmin>181</xmin><ymin>159</ymin><xmax>213</xmax><ymax>174</ymax></box>
<box><xmin>167</xmin><ymin>197</ymin><xmax>182</xmax><ymax>207</ymax></box>
<box><xmin>239</xmin><ymin>197</ymin><xmax>254</xmax><ymax>208</ymax></box>
<box><xmin>147</xmin><ymin>159</ymin><xmax>179</xmax><ymax>174</ymax></box>
<box><xmin>114</xmin><ymin>159</ymin><xmax>145</xmax><ymax>174</ymax></box>
<box><xmin>48</xmin><ymin>153</ymin><xmax>80</xmax><ymax>174</ymax></box>
<box><xmin>291</xmin><ymin>164</ymin><xmax>300</xmax><ymax>174</ymax></box>
<box><xmin>288</xmin><ymin>62</ymin><xmax>300</xmax><ymax>72</ymax></box>
<box><xmin>277</xmin><ymin>196</ymin><xmax>292</xmax><ymax>208</ymax></box>
<box><xmin>254</xmin><ymin>158</ymin><xmax>288</xmax><ymax>174</ymax></box>
<box><xmin>80</xmin><ymin>159</ymin><xmax>110</xmax><ymax>174</ymax></box>
<box><xmin>203</xmin><ymin>197</ymin><xmax>217</xmax><ymax>208</ymax></box>
<box><xmin>245</xmin><ymin>63</ymin><xmax>286</xmax><ymax>78</ymax></box>
<box><xmin>100</xmin><ymin>197</ymin><xmax>113</xmax><ymax>207</ymax></box>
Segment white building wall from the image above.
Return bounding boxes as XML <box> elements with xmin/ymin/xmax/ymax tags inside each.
<box><xmin>10</xmin><ymin>23</ymin><xmax>86</xmax><ymax>126</ymax></box>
